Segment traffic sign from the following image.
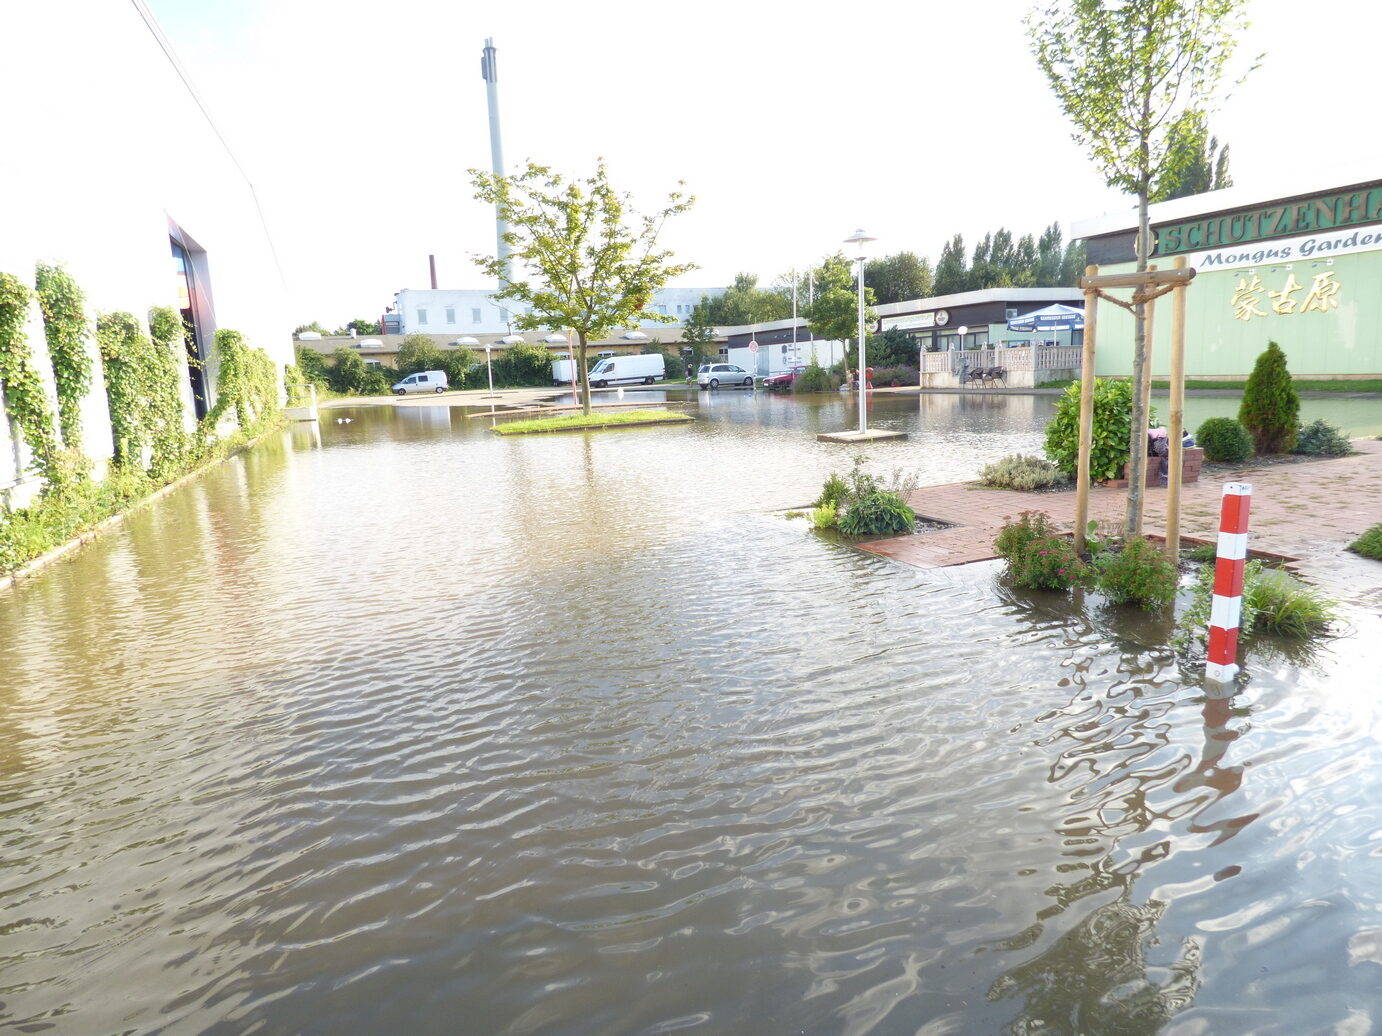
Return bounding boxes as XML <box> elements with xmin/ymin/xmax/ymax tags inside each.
<box><xmin>748</xmin><ymin>340</ymin><xmax>759</xmax><ymax>352</ymax></box>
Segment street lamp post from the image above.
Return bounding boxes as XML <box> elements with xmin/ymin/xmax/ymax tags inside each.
<box><xmin>844</xmin><ymin>229</ymin><xmax>876</xmax><ymax>434</ymax></box>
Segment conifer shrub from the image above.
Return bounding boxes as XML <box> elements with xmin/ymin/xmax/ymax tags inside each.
<box><xmin>1349</xmin><ymin>523</ymin><xmax>1382</xmax><ymax>560</ymax></box>
<box><xmin>1195</xmin><ymin>417</ymin><xmax>1254</xmax><ymax>462</ymax></box>
<box><xmin>1292</xmin><ymin>418</ymin><xmax>1352</xmax><ymax>457</ymax></box>
<box><xmin>1238</xmin><ymin>341</ymin><xmax>1299</xmax><ymax>454</ymax></box>
<box><xmin>979</xmin><ymin>454</ymin><xmax>1068</xmax><ymax>491</ymax></box>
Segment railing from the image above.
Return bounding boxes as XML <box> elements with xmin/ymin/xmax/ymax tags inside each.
<box><xmin>919</xmin><ymin>346</ymin><xmax>1081</xmax><ymax>374</ymax></box>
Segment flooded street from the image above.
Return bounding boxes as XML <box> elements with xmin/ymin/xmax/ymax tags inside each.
<box><xmin>2</xmin><ymin>391</ymin><xmax>1381</xmax><ymax>1034</ymax></box>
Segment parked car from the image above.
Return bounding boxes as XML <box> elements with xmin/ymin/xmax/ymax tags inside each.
<box><xmin>392</xmin><ymin>370</ymin><xmax>448</xmax><ymax>394</ymax></box>
<box><xmin>763</xmin><ymin>365</ymin><xmax>807</xmax><ymax>391</ymax></box>
<box><xmin>697</xmin><ymin>363</ymin><xmax>754</xmax><ymax>389</ymax></box>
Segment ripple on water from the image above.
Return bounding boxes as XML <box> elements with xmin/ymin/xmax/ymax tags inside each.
<box><xmin>1</xmin><ymin>400</ymin><xmax>1380</xmax><ymax>1034</ymax></box>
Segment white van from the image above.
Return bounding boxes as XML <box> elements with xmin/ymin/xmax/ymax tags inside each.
<box><xmin>586</xmin><ymin>353</ymin><xmax>664</xmax><ymax>388</ymax></box>
<box><xmin>392</xmin><ymin>370</ymin><xmax>448</xmax><ymax>395</ymax></box>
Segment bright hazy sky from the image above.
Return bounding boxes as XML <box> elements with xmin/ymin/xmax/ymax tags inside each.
<box><xmin>145</xmin><ymin>0</ymin><xmax>1382</xmax><ymax>327</ymax></box>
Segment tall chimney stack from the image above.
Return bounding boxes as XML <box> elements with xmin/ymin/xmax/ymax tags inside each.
<box><xmin>429</xmin><ymin>254</ymin><xmax>438</xmax><ymax>289</ymax></box>
<box><xmin>481</xmin><ymin>38</ymin><xmax>512</xmax><ymax>287</ymax></box>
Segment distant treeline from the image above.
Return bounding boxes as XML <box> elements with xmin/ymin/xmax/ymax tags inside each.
<box><xmin>689</xmin><ymin>221</ymin><xmax>1088</xmax><ymax>331</ymax></box>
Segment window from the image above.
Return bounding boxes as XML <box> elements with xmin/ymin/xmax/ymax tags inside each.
<box><xmin>445</xmin><ymin>307</ymin><xmax>456</xmax><ymax>324</ymax></box>
<box><xmin>417</xmin><ymin>308</ymin><xmax>428</xmax><ymax>324</ymax></box>
<box><xmin>472</xmin><ymin>308</ymin><xmax>482</xmax><ymax>323</ymax></box>
<box><xmin>657</xmin><ymin>305</ymin><xmax>667</xmax><ymax>314</ymax></box>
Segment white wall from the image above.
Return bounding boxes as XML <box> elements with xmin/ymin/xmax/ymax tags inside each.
<box><xmin>396</xmin><ymin>286</ymin><xmax>726</xmax><ymax>334</ymax></box>
<box><xmin>0</xmin><ymin>1</ymin><xmax>292</xmax><ymax>501</ymax></box>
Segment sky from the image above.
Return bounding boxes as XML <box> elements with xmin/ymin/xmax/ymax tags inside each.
<box><xmin>144</xmin><ymin>0</ymin><xmax>1382</xmax><ymax>327</ymax></box>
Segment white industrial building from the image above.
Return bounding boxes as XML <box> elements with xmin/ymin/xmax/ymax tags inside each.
<box><xmin>391</xmin><ymin>286</ymin><xmax>724</xmax><ymax>335</ymax></box>
<box><xmin>0</xmin><ymin>1</ymin><xmax>293</xmax><ymax>507</ymax></box>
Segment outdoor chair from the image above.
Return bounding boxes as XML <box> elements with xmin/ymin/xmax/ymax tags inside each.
<box><xmin>962</xmin><ymin>366</ymin><xmax>987</xmax><ymax>387</ymax></box>
<box><xmin>986</xmin><ymin>366</ymin><xmax>1008</xmax><ymax>386</ymax></box>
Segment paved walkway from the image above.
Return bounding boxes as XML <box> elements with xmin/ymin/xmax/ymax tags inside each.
<box><xmin>860</xmin><ymin>439</ymin><xmax>1382</xmax><ymax>609</ymax></box>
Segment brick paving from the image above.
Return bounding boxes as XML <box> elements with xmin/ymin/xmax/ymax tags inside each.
<box><xmin>860</xmin><ymin>439</ymin><xmax>1382</xmax><ymax>608</ymax></box>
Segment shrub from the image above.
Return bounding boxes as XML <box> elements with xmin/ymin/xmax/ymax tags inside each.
<box><xmin>1238</xmin><ymin>341</ymin><xmax>1299</xmax><ymax>454</ymax></box>
<box><xmin>838</xmin><ymin>492</ymin><xmax>916</xmax><ymax>536</ymax></box>
<box><xmin>1196</xmin><ymin>417</ymin><xmax>1254</xmax><ymax>463</ymax></box>
<box><xmin>1044</xmin><ymin>378</ymin><xmax>1153</xmax><ymax>482</ymax></box>
<box><xmin>1348</xmin><ymin>523</ymin><xmax>1382</xmax><ymax>560</ymax></box>
<box><xmin>793</xmin><ymin>361</ymin><xmax>838</xmax><ymax>393</ymax></box>
<box><xmin>1092</xmin><ymin>536</ymin><xmax>1179</xmax><ymax>609</ymax></box>
<box><xmin>994</xmin><ymin>511</ymin><xmax>1088</xmax><ymax>591</ymax></box>
<box><xmin>979</xmin><ymin>453</ymin><xmax>1067</xmax><ymax>491</ymax></box>
<box><xmin>1175</xmin><ymin>560</ymin><xmax>1335</xmax><ymax>651</ymax></box>
<box><xmin>868</xmin><ymin>365</ymin><xmax>920</xmax><ymax>387</ymax></box>
<box><xmin>1247</xmin><ymin>567</ymin><xmax>1336</xmax><ymax>637</ymax></box>
<box><xmin>813</xmin><ymin>472</ymin><xmax>850</xmax><ymax>509</ymax></box>
<box><xmin>811</xmin><ymin>504</ymin><xmax>838</xmax><ymax>529</ymax></box>
<box><xmin>1292</xmin><ymin>418</ymin><xmax>1352</xmax><ymax>457</ymax></box>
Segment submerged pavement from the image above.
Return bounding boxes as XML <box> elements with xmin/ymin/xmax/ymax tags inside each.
<box><xmin>862</xmin><ymin>439</ymin><xmax>1382</xmax><ymax>610</ymax></box>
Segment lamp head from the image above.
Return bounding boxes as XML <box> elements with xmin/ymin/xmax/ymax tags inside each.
<box><xmin>843</xmin><ymin>228</ymin><xmax>876</xmax><ymax>260</ymax></box>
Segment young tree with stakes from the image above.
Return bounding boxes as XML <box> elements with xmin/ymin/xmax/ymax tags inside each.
<box><xmin>1028</xmin><ymin>0</ymin><xmax>1252</xmax><ymax>537</ymax></box>
<box><xmin>470</xmin><ymin>160</ymin><xmax>695</xmax><ymax>415</ymax></box>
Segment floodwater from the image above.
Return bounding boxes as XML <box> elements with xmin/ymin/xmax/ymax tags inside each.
<box><xmin>2</xmin><ymin>391</ymin><xmax>1380</xmax><ymax>1035</ymax></box>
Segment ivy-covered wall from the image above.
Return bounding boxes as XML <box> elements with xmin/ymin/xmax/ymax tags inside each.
<box><xmin>1</xmin><ymin>264</ymin><xmax>284</xmax><ymax>510</ymax></box>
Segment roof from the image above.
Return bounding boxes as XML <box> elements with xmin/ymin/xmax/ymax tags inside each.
<box><xmin>874</xmin><ymin>287</ymin><xmax>1082</xmax><ymax>317</ymax></box>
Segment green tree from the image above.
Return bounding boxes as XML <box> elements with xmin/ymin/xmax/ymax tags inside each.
<box><xmin>1029</xmin><ymin>0</ymin><xmax>1252</xmax><ymax>537</ymax></box>
<box><xmin>806</xmin><ymin>253</ymin><xmax>875</xmax><ymax>363</ymax></box>
<box><xmin>1150</xmin><ymin>111</ymin><xmax>1232</xmax><ymax>202</ymax></box>
<box><xmin>294</xmin><ymin>321</ymin><xmax>331</xmax><ymax>336</ymax></box>
<box><xmin>328</xmin><ymin>346</ymin><xmax>387</xmax><ymax>395</ymax></box>
<box><xmin>1036</xmin><ymin>223</ymin><xmax>1065</xmax><ymax>286</ymax></box>
<box><xmin>1060</xmin><ymin>239</ymin><xmax>1088</xmax><ymax>286</ymax></box>
<box><xmin>1238</xmin><ymin>341</ymin><xmax>1299</xmax><ymax>454</ymax></box>
<box><xmin>692</xmin><ymin>272</ymin><xmax>790</xmax><ymax>327</ymax></box>
<box><xmin>867</xmin><ymin>326</ymin><xmax>918</xmax><ymax>368</ymax></box>
<box><xmin>933</xmin><ymin>234</ymin><xmax>968</xmax><ymax>295</ymax></box>
<box><xmin>294</xmin><ymin>342</ymin><xmax>330</xmax><ymax>386</ymax></box>
<box><xmin>682</xmin><ymin>302</ymin><xmax>718</xmax><ymax>345</ymax></box>
<box><xmin>470</xmin><ymin>159</ymin><xmax>694</xmax><ymax>414</ymax></box>
<box><xmin>1012</xmin><ymin>233</ymin><xmax>1040</xmax><ymax>287</ymax></box>
<box><xmin>394</xmin><ymin>334</ymin><xmax>447</xmax><ymax>377</ymax></box>
<box><xmin>334</xmin><ymin>317</ymin><xmax>381</xmax><ymax>336</ymax></box>
<box><xmin>864</xmin><ymin>251</ymin><xmax>933</xmax><ymax>305</ymax></box>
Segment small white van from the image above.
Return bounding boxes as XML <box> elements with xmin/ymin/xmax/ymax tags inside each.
<box><xmin>392</xmin><ymin>370</ymin><xmax>448</xmax><ymax>395</ymax></box>
<box><xmin>586</xmin><ymin>353</ymin><xmax>664</xmax><ymax>388</ymax></box>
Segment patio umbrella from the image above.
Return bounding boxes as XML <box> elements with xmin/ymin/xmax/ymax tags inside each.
<box><xmin>1006</xmin><ymin>303</ymin><xmax>1085</xmax><ymax>342</ymax></box>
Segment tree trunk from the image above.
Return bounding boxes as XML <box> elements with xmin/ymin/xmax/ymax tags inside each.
<box><xmin>1125</xmin><ymin>187</ymin><xmax>1149</xmax><ymax>539</ymax></box>
<box><xmin>577</xmin><ymin>332</ymin><xmax>592</xmax><ymax>415</ymax></box>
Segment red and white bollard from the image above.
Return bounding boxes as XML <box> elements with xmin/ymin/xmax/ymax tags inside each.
<box><xmin>1206</xmin><ymin>482</ymin><xmax>1252</xmax><ymax>683</ymax></box>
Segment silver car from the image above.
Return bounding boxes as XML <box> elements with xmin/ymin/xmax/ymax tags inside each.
<box><xmin>697</xmin><ymin>363</ymin><xmax>754</xmax><ymax>389</ymax></box>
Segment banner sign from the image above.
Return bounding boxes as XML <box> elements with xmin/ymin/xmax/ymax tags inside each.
<box><xmin>1156</xmin><ymin>185</ymin><xmax>1382</xmax><ymax>255</ymax></box>
<box><xmin>1186</xmin><ymin>224</ymin><xmax>1382</xmax><ymax>272</ymax></box>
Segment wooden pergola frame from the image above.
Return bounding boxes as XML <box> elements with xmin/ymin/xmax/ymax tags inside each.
<box><xmin>1074</xmin><ymin>258</ymin><xmax>1197</xmax><ymax>557</ymax></box>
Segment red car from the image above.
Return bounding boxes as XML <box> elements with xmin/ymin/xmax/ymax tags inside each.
<box><xmin>763</xmin><ymin>365</ymin><xmax>807</xmax><ymax>391</ymax></box>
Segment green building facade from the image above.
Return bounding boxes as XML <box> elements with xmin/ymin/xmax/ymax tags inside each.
<box><xmin>1073</xmin><ymin>177</ymin><xmax>1382</xmax><ymax>379</ymax></box>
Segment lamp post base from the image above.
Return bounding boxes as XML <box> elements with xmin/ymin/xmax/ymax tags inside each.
<box><xmin>816</xmin><ymin>429</ymin><xmax>908</xmax><ymax>444</ymax></box>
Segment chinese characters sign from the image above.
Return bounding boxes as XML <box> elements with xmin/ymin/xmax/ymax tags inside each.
<box><xmin>1231</xmin><ymin>271</ymin><xmax>1341</xmax><ymax>322</ymax></box>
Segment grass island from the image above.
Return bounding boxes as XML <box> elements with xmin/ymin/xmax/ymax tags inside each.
<box><xmin>491</xmin><ymin>409</ymin><xmax>694</xmax><ymax>436</ymax></box>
